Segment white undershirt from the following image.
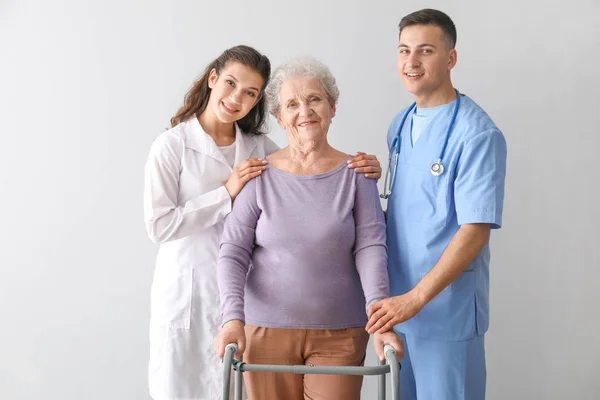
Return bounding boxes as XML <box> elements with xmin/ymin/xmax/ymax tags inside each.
<box><xmin>218</xmin><ymin>141</ymin><xmax>236</xmax><ymax>169</ymax></box>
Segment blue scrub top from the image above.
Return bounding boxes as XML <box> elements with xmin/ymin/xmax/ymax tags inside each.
<box><xmin>386</xmin><ymin>94</ymin><xmax>507</xmax><ymax>341</ymax></box>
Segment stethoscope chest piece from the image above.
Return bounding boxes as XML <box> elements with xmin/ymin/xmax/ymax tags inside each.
<box><xmin>430</xmin><ymin>160</ymin><xmax>444</xmax><ymax>176</ymax></box>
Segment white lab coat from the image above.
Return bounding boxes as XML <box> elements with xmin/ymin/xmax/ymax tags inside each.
<box><xmin>144</xmin><ymin>117</ymin><xmax>279</xmax><ymax>400</ymax></box>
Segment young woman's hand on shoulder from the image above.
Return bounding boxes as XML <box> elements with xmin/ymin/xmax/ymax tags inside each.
<box><xmin>225</xmin><ymin>158</ymin><xmax>268</xmax><ymax>200</ymax></box>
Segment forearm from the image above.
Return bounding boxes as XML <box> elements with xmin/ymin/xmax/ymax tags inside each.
<box><xmin>145</xmin><ymin>185</ymin><xmax>232</xmax><ymax>244</ymax></box>
<box><xmin>413</xmin><ymin>223</ymin><xmax>491</xmax><ymax>307</ymax></box>
<box><xmin>355</xmin><ymin>245</ymin><xmax>389</xmax><ymax>309</ymax></box>
<box><xmin>217</xmin><ymin>244</ymin><xmax>252</xmax><ymax>325</ymax></box>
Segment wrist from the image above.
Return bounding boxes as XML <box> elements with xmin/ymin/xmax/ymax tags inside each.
<box><xmin>409</xmin><ymin>286</ymin><xmax>428</xmax><ymax>311</ymax></box>
<box><xmin>223</xmin><ymin>319</ymin><xmax>244</xmax><ymax>328</ymax></box>
<box><xmin>224</xmin><ymin>182</ymin><xmax>235</xmax><ymax>200</ymax></box>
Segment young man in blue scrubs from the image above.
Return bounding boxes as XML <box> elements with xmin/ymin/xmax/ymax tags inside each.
<box><xmin>366</xmin><ymin>9</ymin><xmax>507</xmax><ymax>400</ymax></box>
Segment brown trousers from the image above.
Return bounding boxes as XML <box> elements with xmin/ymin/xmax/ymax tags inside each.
<box><xmin>242</xmin><ymin>325</ymin><xmax>369</xmax><ymax>400</ymax></box>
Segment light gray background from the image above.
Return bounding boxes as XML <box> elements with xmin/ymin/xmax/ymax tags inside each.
<box><xmin>1</xmin><ymin>0</ymin><xmax>599</xmax><ymax>399</ymax></box>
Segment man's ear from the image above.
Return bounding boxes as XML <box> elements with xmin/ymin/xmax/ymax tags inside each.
<box><xmin>448</xmin><ymin>49</ymin><xmax>457</xmax><ymax>71</ymax></box>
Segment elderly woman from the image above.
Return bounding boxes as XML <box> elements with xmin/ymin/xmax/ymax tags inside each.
<box><xmin>214</xmin><ymin>58</ymin><xmax>403</xmax><ymax>400</ymax></box>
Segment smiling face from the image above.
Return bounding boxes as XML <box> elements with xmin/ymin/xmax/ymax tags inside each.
<box><xmin>206</xmin><ymin>61</ymin><xmax>264</xmax><ymax>124</ymax></box>
<box><xmin>276</xmin><ymin>76</ymin><xmax>336</xmax><ymax>144</ymax></box>
<box><xmin>397</xmin><ymin>24</ymin><xmax>457</xmax><ymax>102</ymax></box>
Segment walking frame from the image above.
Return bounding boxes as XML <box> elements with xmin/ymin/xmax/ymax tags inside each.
<box><xmin>222</xmin><ymin>343</ymin><xmax>401</xmax><ymax>400</ymax></box>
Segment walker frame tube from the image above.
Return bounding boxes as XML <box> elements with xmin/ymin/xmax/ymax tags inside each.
<box><xmin>222</xmin><ymin>343</ymin><xmax>400</xmax><ymax>400</ymax></box>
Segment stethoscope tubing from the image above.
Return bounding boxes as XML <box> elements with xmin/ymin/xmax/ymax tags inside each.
<box><xmin>381</xmin><ymin>89</ymin><xmax>461</xmax><ymax>199</ymax></box>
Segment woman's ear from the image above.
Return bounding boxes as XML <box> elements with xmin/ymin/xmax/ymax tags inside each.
<box><xmin>276</xmin><ymin>112</ymin><xmax>285</xmax><ymax>130</ymax></box>
<box><xmin>208</xmin><ymin>68</ymin><xmax>218</xmax><ymax>89</ymax></box>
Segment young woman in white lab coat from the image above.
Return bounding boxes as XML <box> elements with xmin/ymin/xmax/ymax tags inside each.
<box><xmin>143</xmin><ymin>45</ymin><xmax>382</xmax><ymax>400</ymax></box>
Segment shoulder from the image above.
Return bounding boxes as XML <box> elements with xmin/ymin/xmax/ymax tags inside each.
<box><xmin>353</xmin><ymin>170</ymin><xmax>378</xmax><ymax>189</ymax></box>
<box><xmin>242</xmin><ymin>130</ymin><xmax>280</xmax><ymax>156</ymax></box>
<box><xmin>456</xmin><ymin>95</ymin><xmax>504</xmax><ymax>142</ymax></box>
<box><xmin>235</xmin><ymin>172</ymin><xmax>260</xmax><ymax>205</ymax></box>
<box><xmin>251</xmin><ymin>133</ymin><xmax>277</xmax><ymax>146</ymax></box>
<box><xmin>387</xmin><ymin>104</ymin><xmax>414</xmax><ymax>143</ymax></box>
<box><xmin>389</xmin><ymin>104</ymin><xmax>413</xmax><ymax>129</ymax></box>
<box><xmin>264</xmin><ymin>147</ymin><xmax>286</xmax><ymax>164</ymax></box>
<box><xmin>338</xmin><ymin>156</ymin><xmax>376</xmax><ymax>189</ymax></box>
<box><xmin>148</xmin><ymin>123</ymin><xmax>186</xmax><ymax>157</ymax></box>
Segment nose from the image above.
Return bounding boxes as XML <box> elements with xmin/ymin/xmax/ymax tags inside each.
<box><xmin>406</xmin><ymin>52</ymin><xmax>420</xmax><ymax>68</ymax></box>
<box><xmin>299</xmin><ymin>102</ymin><xmax>313</xmax><ymax>117</ymax></box>
<box><xmin>230</xmin><ymin>89</ymin><xmax>243</xmax><ymax>104</ymax></box>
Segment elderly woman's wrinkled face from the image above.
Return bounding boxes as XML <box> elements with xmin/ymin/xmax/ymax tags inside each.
<box><xmin>277</xmin><ymin>77</ymin><xmax>336</xmax><ymax>142</ymax></box>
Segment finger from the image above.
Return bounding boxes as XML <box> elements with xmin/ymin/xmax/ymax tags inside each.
<box><xmin>347</xmin><ymin>157</ymin><xmax>367</xmax><ymax>168</ymax></box>
<box><xmin>352</xmin><ymin>153</ymin><xmax>376</xmax><ymax>162</ymax></box>
<box><xmin>374</xmin><ymin>337</ymin><xmax>384</xmax><ymax>361</ymax></box>
<box><xmin>380</xmin><ymin>335</ymin><xmax>404</xmax><ymax>360</ymax></box>
<box><xmin>395</xmin><ymin>340</ymin><xmax>405</xmax><ymax>360</ymax></box>
<box><xmin>240</xmin><ymin>170</ymin><xmax>263</xmax><ymax>183</ymax></box>
<box><xmin>366</xmin><ymin>309</ymin><xmax>385</xmax><ymax>332</ymax></box>
<box><xmin>353</xmin><ymin>166</ymin><xmax>378</xmax><ymax>174</ymax></box>
<box><xmin>238</xmin><ymin>338</ymin><xmax>246</xmax><ymax>355</ymax></box>
<box><xmin>237</xmin><ymin>336</ymin><xmax>246</xmax><ymax>358</ymax></box>
<box><xmin>393</xmin><ymin>337</ymin><xmax>405</xmax><ymax>359</ymax></box>
<box><xmin>359</xmin><ymin>159</ymin><xmax>379</xmax><ymax>167</ymax></box>
<box><xmin>375</xmin><ymin>319</ymin><xmax>396</xmax><ymax>335</ymax></box>
<box><xmin>349</xmin><ymin>160</ymin><xmax>378</xmax><ymax>169</ymax></box>
<box><xmin>367</xmin><ymin>302</ymin><xmax>383</xmax><ymax>319</ymax></box>
<box><xmin>366</xmin><ymin>309</ymin><xmax>379</xmax><ymax>328</ymax></box>
<box><xmin>349</xmin><ymin>154</ymin><xmax>366</xmax><ymax>164</ymax></box>
<box><xmin>368</xmin><ymin>314</ymin><xmax>393</xmax><ymax>334</ymax></box>
<box><xmin>216</xmin><ymin>340</ymin><xmax>225</xmax><ymax>359</ymax></box>
<box><xmin>354</xmin><ymin>151</ymin><xmax>367</xmax><ymax>156</ymax></box>
<box><xmin>245</xmin><ymin>158</ymin><xmax>268</xmax><ymax>167</ymax></box>
<box><xmin>240</xmin><ymin>165</ymin><xmax>267</xmax><ymax>177</ymax></box>
<box><xmin>238</xmin><ymin>159</ymin><xmax>251</xmax><ymax>170</ymax></box>
<box><xmin>364</xmin><ymin>172</ymin><xmax>381</xmax><ymax>179</ymax></box>
<box><xmin>360</xmin><ymin>154</ymin><xmax>377</xmax><ymax>160</ymax></box>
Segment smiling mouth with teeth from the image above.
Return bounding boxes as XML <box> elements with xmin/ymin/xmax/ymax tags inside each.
<box><xmin>222</xmin><ymin>102</ymin><xmax>238</xmax><ymax>113</ymax></box>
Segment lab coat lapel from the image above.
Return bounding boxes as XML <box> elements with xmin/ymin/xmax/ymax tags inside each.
<box><xmin>183</xmin><ymin>117</ymin><xmax>230</xmax><ymax>167</ymax></box>
<box><xmin>233</xmin><ymin>124</ymin><xmax>257</xmax><ymax>167</ymax></box>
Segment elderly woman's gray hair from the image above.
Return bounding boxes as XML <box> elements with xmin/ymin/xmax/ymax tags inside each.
<box><xmin>265</xmin><ymin>58</ymin><xmax>340</xmax><ymax>116</ymax></box>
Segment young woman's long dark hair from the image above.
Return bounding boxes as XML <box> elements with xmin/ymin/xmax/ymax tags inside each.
<box><xmin>170</xmin><ymin>45</ymin><xmax>271</xmax><ymax>135</ymax></box>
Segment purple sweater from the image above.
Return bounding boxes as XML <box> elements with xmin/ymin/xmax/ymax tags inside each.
<box><xmin>218</xmin><ymin>159</ymin><xmax>388</xmax><ymax>329</ymax></box>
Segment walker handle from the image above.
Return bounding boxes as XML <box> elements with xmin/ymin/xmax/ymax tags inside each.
<box><xmin>384</xmin><ymin>344</ymin><xmax>401</xmax><ymax>400</ymax></box>
<box><xmin>222</xmin><ymin>343</ymin><xmax>238</xmax><ymax>400</ymax></box>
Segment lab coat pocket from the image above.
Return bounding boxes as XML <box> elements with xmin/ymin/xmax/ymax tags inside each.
<box><xmin>151</xmin><ymin>267</ymin><xmax>193</xmax><ymax>330</ymax></box>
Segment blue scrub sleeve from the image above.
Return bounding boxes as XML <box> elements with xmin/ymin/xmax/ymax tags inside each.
<box><xmin>454</xmin><ymin>128</ymin><xmax>507</xmax><ymax>229</ymax></box>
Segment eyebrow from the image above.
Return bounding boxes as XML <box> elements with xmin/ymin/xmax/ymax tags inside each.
<box><xmin>225</xmin><ymin>74</ymin><xmax>260</xmax><ymax>92</ymax></box>
<box><xmin>399</xmin><ymin>43</ymin><xmax>437</xmax><ymax>48</ymax></box>
<box><xmin>286</xmin><ymin>92</ymin><xmax>322</xmax><ymax>103</ymax></box>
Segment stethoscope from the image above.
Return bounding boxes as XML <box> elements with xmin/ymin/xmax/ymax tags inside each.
<box><xmin>380</xmin><ymin>89</ymin><xmax>461</xmax><ymax>199</ymax></box>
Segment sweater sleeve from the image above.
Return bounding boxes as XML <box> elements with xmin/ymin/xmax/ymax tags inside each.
<box><xmin>353</xmin><ymin>175</ymin><xmax>389</xmax><ymax>310</ymax></box>
<box><xmin>217</xmin><ymin>178</ymin><xmax>261</xmax><ymax>325</ymax></box>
